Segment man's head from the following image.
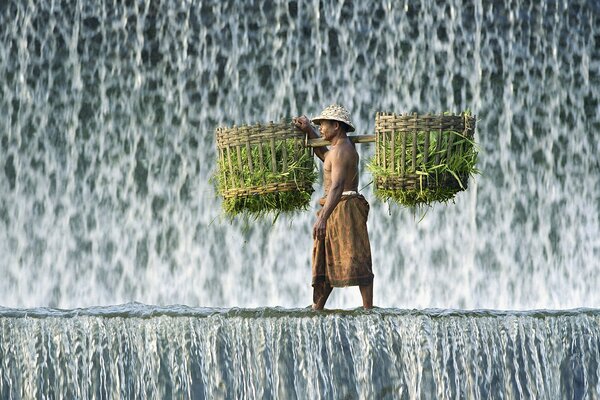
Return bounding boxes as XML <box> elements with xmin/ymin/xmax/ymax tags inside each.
<box><xmin>311</xmin><ymin>104</ymin><xmax>355</xmax><ymax>140</ymax></box>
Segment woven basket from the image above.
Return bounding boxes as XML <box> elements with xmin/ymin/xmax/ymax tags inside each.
<box><xmin>215</xmin><ymin>120</ymin><xmax>314</xmax><ymax>203</ymax></box>
<box><xmin>373</xmin><ymin>112</ymin><xmax>477</xmax><ymax>202</ymax></box>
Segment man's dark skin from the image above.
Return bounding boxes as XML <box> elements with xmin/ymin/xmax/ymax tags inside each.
<box><xmin>294</xmin><ymin>115</ymin><xmax>373</xmax><ymax>309</ymax></box>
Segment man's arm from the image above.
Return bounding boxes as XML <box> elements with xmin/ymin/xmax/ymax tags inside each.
<box><xmin>313</xmin><ymin>150</ymin><xmax>348</xmax><ymax>240</ymax></box>
<box><xmin>293</xmin><ymin>116</ymin><xmax>328</xmax><ymax>162</ymax></box>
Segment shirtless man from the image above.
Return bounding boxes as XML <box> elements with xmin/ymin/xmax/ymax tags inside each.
<box><xmin>294</xmin><ymin>104</ymin><xmax>374</xmax><ymax>310</ymax></box>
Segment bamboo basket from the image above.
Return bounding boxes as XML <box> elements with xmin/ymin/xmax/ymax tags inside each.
<box><xmin>214</xmin><ymin>120</ymin><xmax>315</xmax><ymax>216</ymax></box>
<box><xmin>371</xmin><ymin>112</ymin><xmax>477</xmax><ymax>206</ymax></box>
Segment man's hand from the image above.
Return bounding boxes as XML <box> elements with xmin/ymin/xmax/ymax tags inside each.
<box><xmin>293</xmin><ymin>115</ymin><xmax>312</xmax><ymax>134</ymax></box>
<box><xmin>313</xmin><ymin>216</ymin><xmax>327</xmax><ymax>241</ymax></box>
<box><xmin>294</xmin><ymin>115</ymin><xmax>327</xmax><ymax>161</ymax></box>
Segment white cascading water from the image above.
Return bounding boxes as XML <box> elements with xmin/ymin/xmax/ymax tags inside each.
<box><xmin>2</xmin><ymin>306</ymin><xmax>600</xmax><ymax>399</ymax></box>
<box><xmin>0</xmin><ymin>1</ymin><xmax>599</xmax><ymax>310</ymax></box>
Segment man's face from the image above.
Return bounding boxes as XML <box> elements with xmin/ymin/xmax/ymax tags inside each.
<box><xmin>319</xmin><ymin>120</ymin><xmax>338</xmax><ymax>140</ymax></box>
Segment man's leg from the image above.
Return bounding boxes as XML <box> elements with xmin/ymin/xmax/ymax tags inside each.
<box><xmin>359</xmin><ymin>282</ymin><xmax>373</xmax><ymax>309</ymax></box>
<box><xmin>312</xmin><ymin>281</ymin><xmax>333</xmax><ymax>310</ymax></box>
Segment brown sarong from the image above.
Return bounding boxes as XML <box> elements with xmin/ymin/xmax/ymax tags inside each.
<box><xmin>312</xmin><ymin>194</ymin><xmax>374</xmax><ymax>287</ymax></box>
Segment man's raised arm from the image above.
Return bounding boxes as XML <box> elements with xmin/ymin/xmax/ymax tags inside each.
<box><xmin>293</xmin><ymin>116</ymin><xmax>328</xmax><ymax>162</ymax></box>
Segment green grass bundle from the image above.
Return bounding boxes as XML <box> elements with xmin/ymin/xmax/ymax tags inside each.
<box><xmin>368</xmin><ymin>112</ymin><xmax>479</xmax><ymax>207</ymax></box>
<box><xmin>214</xmin><ymin>122</ymin><xmax>316</xmax><ymax>218</ymax></box>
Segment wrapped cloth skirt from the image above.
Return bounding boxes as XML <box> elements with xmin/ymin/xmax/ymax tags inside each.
<box><xmin>312</xmin><ymin>194</ymin><xmax>374</xmax><ymax>287</ymax></box>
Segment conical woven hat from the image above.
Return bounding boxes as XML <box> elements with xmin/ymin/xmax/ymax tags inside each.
<box><xmin>311</xmin><ymin>104</ymin><xmax>356</xmax><ymax>132</ymax></box>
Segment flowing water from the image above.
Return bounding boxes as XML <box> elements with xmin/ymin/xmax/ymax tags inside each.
<box><xmin>1</xmin><ymin>0</ymin><xmax>599</xmax><ymax>397</ymax></box>
<box><xmin>2</xmin><ymin>304</ymin><xmax>600</xmax><ymax>399</ymax></box>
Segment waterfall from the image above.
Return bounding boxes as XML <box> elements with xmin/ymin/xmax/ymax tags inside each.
<box><xmin>0</xmin><ymin>0</ymin><xmax>599</xmax><ymax>310</ymax></box>
<box><xmin>2</xmin><ymin>305</ymin><xmax>600</xmax><ymax>399</ymax></box>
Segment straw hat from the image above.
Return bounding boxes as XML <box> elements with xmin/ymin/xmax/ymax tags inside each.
<box><xmin>311</xmin><ymin>104</ymin><xmax>356</xmax><ymax>132</ymax></box>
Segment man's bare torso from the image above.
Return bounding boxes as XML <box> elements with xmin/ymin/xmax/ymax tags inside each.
<box><xmin>323</xmin><ymin>139</ymin><xmax>359</xmax><ymax>196</ymax></box>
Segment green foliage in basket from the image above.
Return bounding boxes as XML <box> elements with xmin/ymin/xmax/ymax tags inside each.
<box><xmin>368</xmin><ymin>113</ymin><xmax>479</xmax><ymax>207</ymax></box>
<box><xmin>214</xmin><ymin>138</ymin><xmax>317</xmax><ymax>219</ymax></box>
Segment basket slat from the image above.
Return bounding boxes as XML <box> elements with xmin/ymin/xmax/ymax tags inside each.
<box><xmin>270</xmin><ymin>137</ymin><xmax>277</xmax><ymax>174</ymax></box>
<box><xmin>246</xmin><ymin>146</ymin><xmax>253</xmax><ymax>173</ymax></box>
<box><xmin>258</xmin><ymin>141</ymin><xmax>265</xmax><ymax>184</ymax></box>
<box><xmin>423</xmin><ymin>130</ymin><xmax>430</xmax><ymax>165</ymax></box>
<box><xmin>390</xmin><ymin>128</ymin><xmax>395</xmax><ymax>172</ymax></box>
<box><xmin>435</xmin><ymin>125</ymin><xmax>442</xmax><ymax>166</ymax></box>
<box><xmin>235</xmin><ymin>145</ymin><xmax>243</xmax><ymax>187</ymax></box>
<box><xmin>226</xmin><ymin>145</ymin><xmax>234</xmax><ymax>187</ymax></box>
<box><xmin>445</xmin><ymin>128</ymin><xmax>455</xmax><ymax>161</ymax></box>
<box><xmin>412</xmin><ymin>129</ymin><xmax>417</xmax><ymax>173</ymax></box>
<box><xmin>220</xmin><ymin>147</ymin><xmax>228</xmax><ymax>190</ymax></box>
<box><xmin>382</xmin><ymin>130</ymin><xmax>387</xmax><ymax>172</ymax></box>
<box><xmin>282</xmin><ymin>139</ymin><xmax>288</xmax><ymax>172</ymax></box>
<box><xmin>401</xmin><ymin>128</ymin><xmax>407</xmax><ymax>176</ymax></box>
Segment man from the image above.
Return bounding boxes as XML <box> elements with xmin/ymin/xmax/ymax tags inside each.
<box><xmin>293</xmin><ymin>104</ymin><xmax>374</xmax><ymax>310</ymax></box>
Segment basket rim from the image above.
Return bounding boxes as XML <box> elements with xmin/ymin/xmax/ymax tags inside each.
<box><xmin>221</xmin><ymin>181</ymin><xmax>314</xmax><ymax>199</ymax></box>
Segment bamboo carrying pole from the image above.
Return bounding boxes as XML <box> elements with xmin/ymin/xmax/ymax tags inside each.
<box><xmin>307</xmin><ymin>134</ymin><xmax>376</xmax><ymax>147</ymax></box>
